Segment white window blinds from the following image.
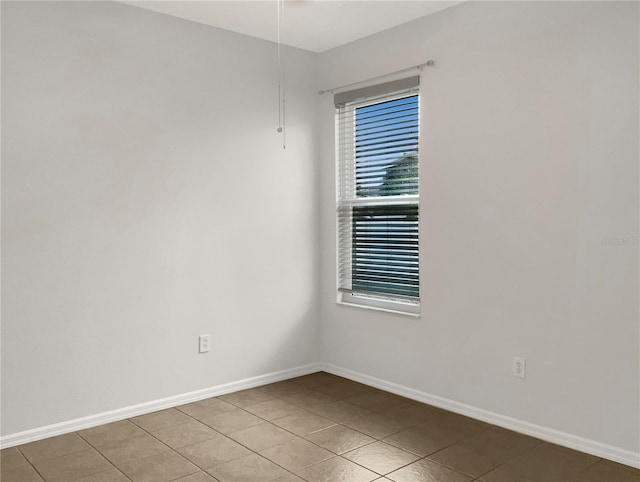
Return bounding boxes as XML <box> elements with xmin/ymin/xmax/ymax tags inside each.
<box><xmin>336</xmin><ymin>77</ymin><xmax>420</xmax><ymax>313</ymax></box>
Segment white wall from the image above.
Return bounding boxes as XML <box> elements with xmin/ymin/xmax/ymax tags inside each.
<box><xmin>318</xmin><ymin>1</ymin><xmax>639</xmax><ymax>456</ymax></box>
<box><xmin>1</xmin><ymin>1</ymin><xmax>320</xmax><ymax>436</ymax></box>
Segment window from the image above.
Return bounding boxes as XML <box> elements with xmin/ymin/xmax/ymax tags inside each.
<box><xmin>335</xmin><ymin>77</ymin><xmax>420</xmax><ymax>315</ymax></box>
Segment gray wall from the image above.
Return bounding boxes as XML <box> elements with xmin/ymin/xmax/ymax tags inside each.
<box><xmin>318</xmin><ymin>0</ymin><xmax>639</xmax><ymax>455</ymax></box>
<box><xmin>1</xmin><ymin>1</ymin><xmax>320</xmax><ymax>435</ymax></box>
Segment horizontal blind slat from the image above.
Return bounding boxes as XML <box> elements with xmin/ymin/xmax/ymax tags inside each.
<box><xmin>337</xmin><ymin>87</ymin><xmax>420</xmax><ymax>301</ymax></box>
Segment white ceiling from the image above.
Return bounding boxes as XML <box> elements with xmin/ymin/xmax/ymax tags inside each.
<box><xmin>120</xmin><ymin>0</ymin><xmax>462</xmax><ymax>53</ymax></box>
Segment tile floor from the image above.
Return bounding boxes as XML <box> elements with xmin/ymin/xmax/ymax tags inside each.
<box><xmin>1</xmin><ymin>372</ymin><xmax>638</xmax><ymax>482</ymax></box>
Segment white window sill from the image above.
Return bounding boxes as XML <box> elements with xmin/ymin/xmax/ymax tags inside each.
<box><xmin>337</xmin><ymin>293</ymin><xmax>420</xmax><ymax>318</ymax></box>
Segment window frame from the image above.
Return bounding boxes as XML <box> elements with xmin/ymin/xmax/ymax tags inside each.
<box><xmin>335</xmin><ymin>79</ymin><xmax>421</xmax><ymax>317</ymax></box>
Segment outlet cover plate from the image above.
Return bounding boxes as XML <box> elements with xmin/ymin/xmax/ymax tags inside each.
<box><xmin>512</xmin><ymin>356</ymin><xmax>526</xmax><ymax>378</ymax></box>
<box><xmin>199</xmin><ymin>334</ymin><xmax>210</xmax><ymax>353</ymax></box>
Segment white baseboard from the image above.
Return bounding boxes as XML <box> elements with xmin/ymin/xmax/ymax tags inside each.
<box><xmin>3</xmin><ymin>361</ymin><xmax>638</xmax><ymax>469</ymax></box>
<box><xmin>0</xmin><ymin>362</ymin><xmax>322</xmax><ymax>449</ymax></box>
<box><xmin>322</xmin><ymin>363</ymin><xmax>640</xmax><ymax>469</ymax></box>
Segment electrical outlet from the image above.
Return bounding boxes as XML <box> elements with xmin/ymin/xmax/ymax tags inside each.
<box><xmin>512</xmin><ymin>356</ymin><xmax>526</xmax><ymax>378</ymax></box>
<box><xmin>199</xmin><ymin>334</ymin><xmax>210</xmax><ymax>353</ymax></box>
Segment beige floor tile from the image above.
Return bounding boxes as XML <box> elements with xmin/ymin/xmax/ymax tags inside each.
<box><xmin>228</xmin><ymin>422</ymin><xmax>297</xmax><ymax>451</ymax></box>
<box><xmin>570</xmin><ymin>459</ymin><xmax>639</xmax><ymax>481</ymax></box>
<box><xmin>206</xmin><ymin>453</ymin><xmax>289</xmax><ymax>482</ymax></box>
<box><xmin>379</xmin><ymin>403</ymin><xmax>446</xmax><ymax>426</ymax></box>
<box><xmin>310</xmin><ymin>400</ymin><xmax>372</xmax><ymax>423</ymax></box>
<box><xmin>345</xmin><ymin>391</ymin><xmax>405</xmax><ymax>412</ymax></box>
<box><xmin>302</xmin><ymin>379</ymin><xmax>347</xmax><ymax>393</ymax></box>
<box><xmin>1</xmin><ymin>447</ymin><xmax>29</xmax><ymax>470</ymax></box>
<box><xmin>383</xmin><ymin>423</ymin><xmax>467</xmax><ymax>457</ymax></box>
<box><xmin>153</xmin><ymin>420</ymin><xmax>220</xmax><ymax>449</ymax></box>
<box><xmin>31</xmin><ymin>449</ymin><xmax>112</xmax><ymax>482</ymax></box>
<box><xmin>1</xmin><ymin>463</ymin><xmax>45</xmax><ymax>482</ymax></box>
<box><xmin>296</xmin><ymin>456</ymin><xmax>379</xmax><ymax>482</ymax></box>
<box><xmin>273</xmin><ymin>412</ymin><xmax>337</xmax><ymax>436</ymax></box>
<box><xmin>174</xmin><ymin>471</ymin><xmax>220</xmax><ymax>481</ymax></box>
<box><xmin>305</xmin><ymin>424</ymin><xmax>375</xmax><ymax>454</ymax></box>
<box><xmin>99</xmin><ymin>433</ymin><xmax>170</xmax><ymax>467</ymax></box>
<box><xmin>243</xmin><ymin>399</ymin><xmax>310</xmax><ymax>421</ymax></box>
<box><xmin>177</xmin><ymin>398</ymin><xmax>237</xmax><ymax>420</ymax></box>
<box><xmin>282</xmin><ymin>388</ymin><xmax>338</xmax><ymax>410</ymax></box>
<box><xmin>198</xmin><ymin>407</ymin><xmax>264</xmax><ymax>434</ymax></box>
<box><xmin>78</xmin><ymin>420</ymin><xmax>147</xmax><ymax>448</ymax></box>
<box><xmin>117</xmin><ymin>450</ymin><xmax>199</xmax><ymax>482</ymax></box>
<box><xmin>344</xmin><ymin>412</ymin><xmax>412</xmax><ymax>439</ymax></box>
<box><xmin>255</xmin><ymin>380</ymin><xmax>307</xmax><ymax>398</ymax></box>
<box><xmin>131</xmin><ymin>408</ymin><xmax>193</xmax><ymax>432</ymax></box>
<box><xmin>20</xmin><ymin>433</ymin><xmax>91</xmax><ymax>463</ymax></box>
<box><xmin>479</xmin><ymin>443</ymin><xmax>599</xmax><ymax>482</ymax></box>
<box><xmin>259</xmin><ymin>437</ymin><xmax>334</xmax><ymax>472</ymax></box>
<box><xmin>176</xmin><ymin>433</ymin><xmax>251</xmax><ymax>468</ymax></box>
<box><xmin>546</xmin><ymin>443</ymin><xmax>600</xmax><ymax>461</ymax></box>
<box><xmin>219</xmin><ymin>389</ymin><xmax>275</xmax><ymax>408</ymax></box>
<box><xmin>386</xmin><ymin>458</ymin><xmax>472</xmax><ymax>482</ymax></box>
<box><xmin>312</xmin><ymin>380</ymin><xmax>373</xmax><ymax>400</ymax></box>
<box><xmin>416</xmin><ymin>413</ymin><xmax>492</xmax><ymax>439</ymax></box>
<box><xmin>343</xmin><ymin>441</ymin><xmax>420</xmax><ymax>475</ymax></box>
<box><xmin>384</xmin><ymin>413</ymin><xmax>491</xmax><ymax>457</ymax></box>
<box><xmin>290</xmin><ymin>372</ymin><xmax>343</xmax><ymax>390</ymax></box>
<box><xmin>427</xmin><ymin>428</ymin><xmax>542</xmax><ymax>478</ymax></box>
<box><xmin>73</xmin><ymin>468</ymin><xmax>130</xmax><ymax>481</ymax></box>
<box><xmin>273</xmin><ymin>473</ymin><xmax>306</xmax><ymax>482</ymax></box>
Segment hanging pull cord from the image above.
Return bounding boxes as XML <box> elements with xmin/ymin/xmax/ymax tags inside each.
<box><xmin>276</xmin><ymin>0</ymin><xmax>286</xmax><ymax>149</ymax></box>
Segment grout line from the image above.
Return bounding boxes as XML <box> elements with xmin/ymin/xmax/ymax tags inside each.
<box><xmin>224</xmin><ymin>403</ymin><xmax>337</xmax><ymax>479</ymax></box>
<box><xmin>153</xmin><ymin>401</ymin><xmax>308</xmax><ymax>481</ymax></box>
<box><xmin>186</xmin><ymin>377</ymin><xmax>379</xmax><ymax>480</ymax></box>
<box><xmin>5</xmin><ymin>375</ymin><xmax>459</xmax><ymax>481</ymax></box>
<box><xmin>9</xmin><ymin>372</ymin><xmax>629</xmax><ymax>481</ymax></box>
<box><xmin>470</xmin><ymin>435</ymin><xmax>546</xmax><ymax>480</ymax></box>
<box><xmin>126</xmin><ymin>417</ymin><xmax>221</xmax><ymax>480</ymax></box>
<box><xmin>247</xmin><ymin>375</ymin><xmax>533</xmax><ymax>481</ymax></box>
<box><xmin>74</xmin><ymin>431</ymin><xmax>135</xmax><ymax>482</ymax></box>
<box><xmin>212</xmin><ymin>378</ymin><xmax>428</xmax><ymax>479</ymax></box>
<box><xmin>14</xmin><ymin>440</ymin><xmax>124</xmax><ymax>482</ymax></box>
<box><xmin>14</xmin><ymin>446</ymin><xmax>48</xmax><ymax>482</ymax></box>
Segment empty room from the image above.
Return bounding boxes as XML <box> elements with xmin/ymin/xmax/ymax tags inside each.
<box><xmin>1</xmin><ymin>0</ymin><xmax>638</xmax><ymax>481</ymax></box>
